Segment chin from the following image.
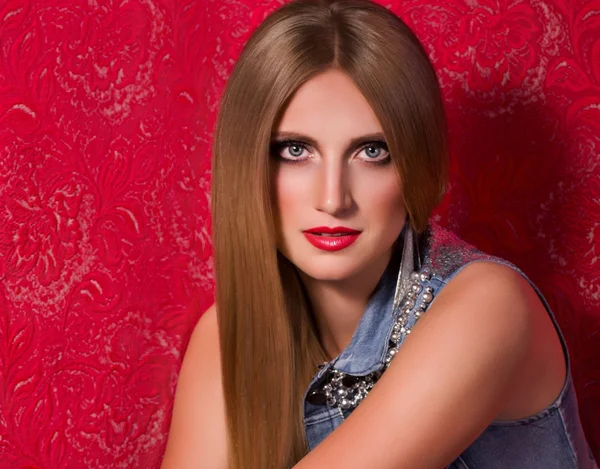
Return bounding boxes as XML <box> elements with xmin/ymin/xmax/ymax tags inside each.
<box><xmin>283</xmin><ymin>249</ymin><xmax>365</xmax><ymax>283</ymax></box>
<box><xmin>298</xmin><ymin>265</ymin><xmax>357</xmax><ymax>282</ymax></box>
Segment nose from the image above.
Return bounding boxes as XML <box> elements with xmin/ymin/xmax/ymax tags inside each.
<box><xmin>315</xmin><ymin>158</ymin><xmax>353</xmax><ymax>217</ymax></box>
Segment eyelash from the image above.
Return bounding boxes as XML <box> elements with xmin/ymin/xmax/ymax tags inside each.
<box><xmin>270</xmin><ymin>140</ymin><xmax>391</xmax><ymax>166</ymax></box>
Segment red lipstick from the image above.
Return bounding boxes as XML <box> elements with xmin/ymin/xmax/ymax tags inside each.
<box><xmin>302</xmin><ymin>226</ymin><xmax>361</xmax><ymax>252</ymax></box>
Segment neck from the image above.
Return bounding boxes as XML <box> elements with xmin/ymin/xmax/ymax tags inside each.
<box><xmin>300</xmin><ymin>249</ymin><xmax>393</xmax><ymax>360</ymax></box>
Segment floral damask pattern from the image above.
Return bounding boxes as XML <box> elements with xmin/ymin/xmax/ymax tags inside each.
<box><xmin>0</xmin><ymin>0</ymin><xmax>598</xmax><ymax>467</ymax></box>
<box><xmin>1</xmin><ymin>177</ymin><xmax>83</xmax><ymax>285</ymax></box>
<box><xmin>442</xmin><ymin>1</ymin><xmax>543</xmax><ymax>90</ymax></box>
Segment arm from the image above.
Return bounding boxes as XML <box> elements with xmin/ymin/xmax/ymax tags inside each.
<box><xmin>294</xmin><ymin>261</ymin><xmax>535</xmax><ymax>469</ymax></box>
<box><xmin>161</xmin><ymin>304</ymin><xmax>228</xmax><ymax>469</ymax></box>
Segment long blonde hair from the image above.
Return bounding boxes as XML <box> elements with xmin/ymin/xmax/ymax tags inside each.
<box><xmin>211</xmin><ymin>1</ymin><xmax>448</xmax><ymax>467</ymax></box>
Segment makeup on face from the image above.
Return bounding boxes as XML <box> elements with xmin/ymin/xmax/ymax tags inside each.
<box><xmin>302</xmin><ymin>226</ymin><xmax>362</xmax><ymax>251</ymax></box>
<box><xmin>270</xmin><ymin>132</ymin><xmax>391</xmax><ymax>167</ymax></box>
<box><xmin>270</xmin><ymin>69</ymin><xmax>406</xmax><ymax>282</ymax></box>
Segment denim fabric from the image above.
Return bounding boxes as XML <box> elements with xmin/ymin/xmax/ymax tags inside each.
<box><xmin>302</xmin><ymin>223</ymin><xmax>597</xmax><ymax>468</ymax></box>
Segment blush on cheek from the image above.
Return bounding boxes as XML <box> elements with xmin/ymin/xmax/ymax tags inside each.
<box><xmin>271</xmin><ymin>166</ymin><xmax>310</xmax><ymax>250</ymax></box>
<box><xmin>361</xmin><ymin>173</ymin><xmax>405</xmax><ymax>238</ymax></box>
<box><xmin>352</xmin><ymin>168</ymin><xmax>403</xmax><ymax>206</ymax></box>
<box><xmin>275</xmin><ymin>165</ymin><xmax>312</xmax><ymax>208</ymax></box>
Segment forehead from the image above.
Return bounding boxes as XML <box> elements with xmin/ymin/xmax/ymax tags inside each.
<box><xmin>276</xmin><ymin>69</ymin><xmax>384</xmax><ymax>139</ymax></box>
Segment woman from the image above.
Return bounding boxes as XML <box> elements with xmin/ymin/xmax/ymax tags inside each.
<box><xmin>161</xmin><ymin>1</ymin><xmax>597</xmax><ymax>468</ymax></box>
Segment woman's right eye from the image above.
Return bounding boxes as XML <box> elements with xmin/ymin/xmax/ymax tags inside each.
<box><xmin>271</xmin><ymin>141</ymin><xmax>310</xmax><ymax>163</ymax></box>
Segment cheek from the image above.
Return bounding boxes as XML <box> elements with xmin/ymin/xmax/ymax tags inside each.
<box><xmin>272</xmin><ymin>166</ymin><xmax>307</xmax><ymax>227</ymax></box>
<box><xmin>354</xmin><ymin>170</ymin><xmax>405</xmax><ymax>222</ymax></box>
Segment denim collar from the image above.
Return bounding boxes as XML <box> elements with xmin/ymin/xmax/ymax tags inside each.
<box><xmin>328</xmin><ymin>228</ymin><xmax>404</xmax><ymax>375</ymax></box>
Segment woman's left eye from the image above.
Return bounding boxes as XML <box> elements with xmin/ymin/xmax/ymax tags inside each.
<box><xmin>358</xmin><ymin>142</ymin><xmax>390</xmax><ymax>163</ymax></box>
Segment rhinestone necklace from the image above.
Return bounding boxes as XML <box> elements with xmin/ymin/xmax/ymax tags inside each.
<box><xmin>306</xmin><ymin>267</ymin><xmax>435</xmax><ymax>416</ymax></box>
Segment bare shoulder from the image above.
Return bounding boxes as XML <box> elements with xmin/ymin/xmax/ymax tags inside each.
<box><xmin>419</xmin><ymin>260</ymin><xmax>537</xmax><ymax>365</ymax></box>
<box><xmin>434</xmin><ymin>258</ymin><xmax>562</xmax><ymax>349</ymax></box>
<box><xmin>430</xmin><ymin>260</ymin><xmax>538</xmax><ymax>331</ymax></box>
<box><xmin>421</xmin><ymin>259</ymin><xmax>566</xmax><ymax>418</ymax></box>
<box><xmin>440</xmin><ymin>260</ymin><xmax>534</xmax><ymax>301</ymax></box>
<box><xmin>161</xmin><ymin>304</ymin><xmax>228</xmax><ymax>469</ymax></box>
<box><xmin>423</xmin><ymin>258</ymin><xmax>530</xmax><ymax>329</ymax></box>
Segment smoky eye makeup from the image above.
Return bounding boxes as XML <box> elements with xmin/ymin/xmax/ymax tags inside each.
<box><xmin>269</xmin><ymin>139</ymin><xmax>311</xmax><ymax>164</ymax></box>
<box><xmin>269</xmin><ymin>136</ymin><xmax>391</xmax><ymax>166</ymax></box>
<box><xmin>358</xmin><ymin>140</ymin><xmax>391</xmax><ymax>165</ymax></box>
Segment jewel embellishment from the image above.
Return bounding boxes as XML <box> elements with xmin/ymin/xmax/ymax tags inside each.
<box><xmin>306</xmin><ymin>267</ymin><xmax>436</xmax><ymax>414</ymax></box>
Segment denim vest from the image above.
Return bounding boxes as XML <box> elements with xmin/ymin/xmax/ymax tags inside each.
<box><xmin>302</xmin><ymin>222</ymin><xmax>597</xmax><ymax>468</ymax></box>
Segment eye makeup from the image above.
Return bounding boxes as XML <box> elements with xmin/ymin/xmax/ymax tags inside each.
<box><xmin>269</xmin><ymin>140</ymin><xmax>311</xmax><ymax>165</ymax></box>
<box><xmin>269</xmin><ymin>136</ymin><xmax>391</xmax><ymax>166</ymax></box>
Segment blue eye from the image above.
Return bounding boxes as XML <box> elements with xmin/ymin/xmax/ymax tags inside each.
<box><xmin>287</xmin><ymin>144</ymin><xmax>305</xmax><ymax>158</ymax></box>
<box><xmin>269</xmin><ymin>139</ymin><xmax>390</xmax><ymax>166</ymax></box>
<box><xmin>364</xmin><ymin>146</ymin><xmax>381</xmax><ymax>158</ymax></box>
<box><xmin>358</xmin><ymin>141</ymin><xmax>390</xmax><ymax>164</ymax></box>
<box><xmin>270</xmin><ymin>140</ymin><xmax>309</xmax><ymax>163</ymax></box>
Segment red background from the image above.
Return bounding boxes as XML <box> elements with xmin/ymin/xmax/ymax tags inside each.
<box><xmin>0</xmin><ymin>0</ymin><xmax>598</xmax><ymax>467</ymax></box>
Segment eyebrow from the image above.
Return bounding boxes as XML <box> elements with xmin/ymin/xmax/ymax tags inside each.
<box><xmin>272</xmin><ymin>131</ymin><xmax>387</xmax><ymax>150</ymax></box>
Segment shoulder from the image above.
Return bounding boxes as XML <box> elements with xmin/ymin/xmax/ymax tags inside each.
<box><xmin>395</xmin><ymin>262</ymin><xmax>538</xmax><ymax>438</ymax></box>
<box><xmin>434</xmin><ymin>260</ymin><xmax>568</xmax><ymax>415</ymax></box>
<box><xmin>190</xmin><ymin>303</ymin><xmax>219</xmax><ymax>347</ymax></box>
<box><xmin>422</xmin><ymin>223</ymin><xmax>539</xmax><ymax>340</ymax></box>
<box><xmin>443</xmin><ymin>258</ymin><xmax>532</xmax><ymax>294</ymax></box>
<box><xmin>179</xmin><ymin>303</ymin><xmax>221</xmax><ymax>380</ymax></box>
<box><xmin>161</xmin><ymin>304</ymin><xmax>228</xmax><ymax>469</ymax></box>
<box><xmin>394</xmin><ymin>260</ymin><xmax>538</xmax><ymax>406</ymax></box>
<box><xmin>426</xmin><ymin>260</ymin><xmax>535</xmax><ymax>352</ymax></box>
<box><xmin>398</xmin><ymin>260</ymin><xmax>541</xmax><ymax>410</ymax></box>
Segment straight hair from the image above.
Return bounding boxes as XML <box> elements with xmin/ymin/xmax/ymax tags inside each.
<box><xmin>211</xmin><ymin>1</ymin><xmax>448</xmax><ymax>467</ymax></box>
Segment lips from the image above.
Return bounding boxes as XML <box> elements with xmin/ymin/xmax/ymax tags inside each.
<box><xmin>302</xmin><ymin>226</ymin><xmax>361</xmax><ymax>251</ymax></box>
<box><xmin>304</xmin><ymin>226</ymin><xmax>361</xmax><ymax>235</ymax></box>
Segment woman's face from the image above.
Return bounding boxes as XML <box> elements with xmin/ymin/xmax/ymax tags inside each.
<box><xmin>271</xmin><ymin>68</ymin><xmax>406</xmax><ymax>282</ymax></box>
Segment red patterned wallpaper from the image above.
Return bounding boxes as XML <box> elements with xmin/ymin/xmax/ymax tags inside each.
<box><xmin>0</xmin><ymin>1</ymin><xmax>598</xmax><ymax>467</ymax></box>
